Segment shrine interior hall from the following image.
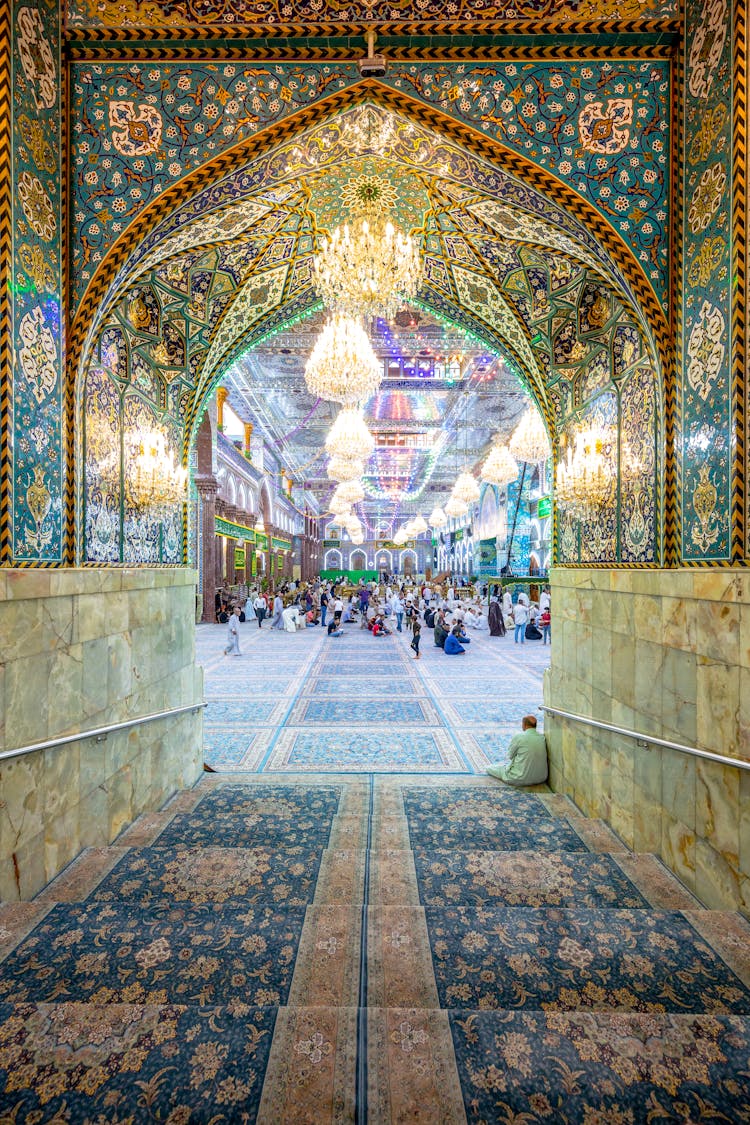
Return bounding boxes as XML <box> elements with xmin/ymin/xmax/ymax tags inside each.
<box><xmin>2</xmin><ymin>0</ymin><xmax>750</xmax><ymax>1119</ymax></box>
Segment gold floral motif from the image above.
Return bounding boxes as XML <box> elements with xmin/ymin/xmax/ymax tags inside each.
<box><xmin>691</xmin><ymin>463</ymin><xmax>720</xmax><ymax>551</ymax></box>
<box><xmin>23</xmin><ymin>464</ymin><xmax>53</xmax><ymax>553</ymax></box>
<box><xmin>17</xmin><ymin>171</ymin><xmax>56</xmax><ymax>241</ymax></box>
<box><xmin>18</xmin><ymin>115</ymin><xmax>57</xmax><ymax>174</ymax></box>
<box><xmin>687</xmin><ymin>163</ymin><xmax>726</xmax><ymax>234</ymax></box>
<box><xmin>687</xmin><ymin>237</ymin><xmax>724</xmax><ymax>287</ymax></box>
<box><xmin>19</xmin><ymin>242</ymin><xmax>56</xmax><ymax>293</ymax></box>
<box><xmin>688</xmin><ymin>103</ymin><xmax>726</xmax><ymax>165</ymax></box>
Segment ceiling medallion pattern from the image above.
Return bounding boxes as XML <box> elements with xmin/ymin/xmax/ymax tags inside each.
<box><xmin>70</xmin><ymin>60</ymin><xmax>669</xmax><ymax>312</ymax></box>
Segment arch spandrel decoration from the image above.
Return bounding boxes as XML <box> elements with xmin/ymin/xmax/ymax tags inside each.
<box><xmin>78</xmin><ymin>94</ymin><xmax>667</xmax><ymax>567</ymax></box>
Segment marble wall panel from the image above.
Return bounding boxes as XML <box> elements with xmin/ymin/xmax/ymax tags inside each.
<box><xmin>0</xmin><ymin>568</ymin><xmax>203</xmax><ymax>901</ymax></box>
<box><xmin>545</xmin><ymin>567</ymin><xmax>750</xmax><ymax>916</ymax></box>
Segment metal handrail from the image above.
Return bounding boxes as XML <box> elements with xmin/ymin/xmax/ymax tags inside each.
<box><xmin>0</xmin><ymin>702</ymin><xmax>207</xmax><ymax>765</ymax></box>
<box><xmin>541</xmin><ymin>705</ymin><xmax>750</xmax><ymax>773</ymax></box>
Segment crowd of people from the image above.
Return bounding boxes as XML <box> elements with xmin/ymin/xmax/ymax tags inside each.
<box><xmin>218</xmin><ymin>575</ymin><xmax>551</xmax><ymax>659</ymax></box>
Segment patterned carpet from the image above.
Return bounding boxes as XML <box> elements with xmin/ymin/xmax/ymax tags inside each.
<box><xmin>197</xmin><ymin>613</ymin><xmax>550</xmax><ymax>772</ymax></box>
<box><xmin>2</xmin><ymin>774</ymin><xmax>750</xmax><ymax>1121</ymax></box>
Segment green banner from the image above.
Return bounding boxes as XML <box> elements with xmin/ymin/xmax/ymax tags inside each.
<box><xmin>215</xmin><ymin>515</ymin><xmax>255</xmax><ymax>542</ymax></box>
<box><xmin>234</xmin><ymin>548</ymin><xmax>246</xmax><ymax>569</ymax></box>
<box><xmin>537</xmin><ymin>495</ymin><xmax>552</xmax><ymax>518</ymax></box>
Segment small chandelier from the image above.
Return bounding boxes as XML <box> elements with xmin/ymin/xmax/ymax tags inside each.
<box><xmin>445</xmin><ymin>495</ymin><xmax>468</xmax><ymax>518</ymax></box>
<box><xmin>410</xmin><ymin>514</ymin><xmax>428</xmax><ymax>535</ymax></box>
<box><xmin>335</xmin><ymin>478</ymin><xmax>365</xmax><ymax>505</ymax></box>
<box><xmin>481</xmin><ymin>443</ymin><xmax>519</xmax><ymax>487</ymax></box>
<box><xmin>509</xmin><ymin>409</ymin><xmax>550</xmax><ymax>464</ymax></box>
<box><xmin>325</xmin><ymin>408</ymin><xmax>375</xmax><ymax>461</ymax></box>
<box><xmin>555</xmin><ymin>423</ymin><xmax>615</xmax><ymax>518</ymax></box>
<box><xmin>327</xmin><ymin>455</ymin><xmax>365</xmax><ymax>483</ymax></box>
<box><xmin>452</xmin><ymin>471</ymin><xmax>480</xmax><ymax>505</ymax></box>
<box><xmin>394</xmin><ymin>528</ymin><xmax>408</xmax><ymax>545</ymax></box>
<box><xmin>126</xmin><ymin>427</ymin><xmax>187</xmax><ymax>511</ymax></box>
<box><xmin>428</xmin><ymin>507</ymin><xmax>447</xmax><ymax>529</ymax></box>
<box><xmin>313</xmin><ymin>186</ymin><xmax>422</xmax><ymax>319</ymax></box>
<box><xmin>350</xmin><ymin>530</ymin><xmax>365</xmax><ymax>545</ymax></box>
<box><xmin>305</xmin><ymin>313</ymin><xmax>382</xmax><ymax>405</ymax></box>
<box><xmin>344</xmin><ymin>512</ymin><xmax>363</xmax><ymax>536</ymax></box>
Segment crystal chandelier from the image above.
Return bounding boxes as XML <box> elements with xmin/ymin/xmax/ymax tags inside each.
<box><xmin>410</xmin><ymin>514</ymin><xmax>428</xmax><ymax>535</ymax></box>
<box><xmin>452</xmin><ymin>471</ymin><xmax>480</xmax><ymax>505</ymax></box>
<box><xmin>313</xmin><ymin>194</ymin><xmax>422</xmax><ymax>319</ymax></box>
<box><xmin>428</xmin><ymin>507</ymin><xmax>447</xmax><ymax>528</ymax></box>
<box><xmin>555</xmin><ymin>423</ymin><xmax>615</xmax><ymax>518</ymax></box>
<box><xmin>509</xmin><ymin>409</ymin><xmax>550</xmax><ymax>464</ymax></box>
<box><xmin>335</xmin><ymin>478</ymin><xmax>365</xmax><ymax>505</ymax></box>
<box><xmin>325</xmin><ymin>408</ymin><xmax>375</xmax><ymax>461</ymax></box>
<box><xmin>393</xmin><ymin>528</ymin><xmax>408</xmax><ymax>545</ymax></box>
<box><xmin>126</xmin><ymin>427</ymin><xmax>187</xmax><ymax>511</ymax></box>
<box><xmin>350</xmin><ymin>530</ymin><xmax>365</xmax><ymax>545</ymax></box>
<box><xmin>481</xmin><ymin>443</ymin><xmax>519</xmax><ymax>487</ymax></box>
<box><xmin>344</xmin><ymin>512</ymin><xmax>363</xmax><ymax>536</ymax></box>
<box><xmin>327</xmin><ymin>455</ymin><xmax>365</xmax><ymax>483</ymax></box>
<box><xmin>329</xmin><ymin>492</ymin><xmax>352</xmax><ymax>517</ymax></box>
<box><xmin>305</xmin><ymin>313</ymin><xmax>382</xmax><ymax>404</ymax></box>
<box><xmin>445</xmin><ymin>495</ymin><xmax>468</xmax><ymax>518</ymax></box>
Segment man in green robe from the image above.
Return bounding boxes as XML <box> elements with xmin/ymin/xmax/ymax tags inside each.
<box><xmin>487</xmin><ymin>715</ymin><xmax>548</xmax><ymax>786</ymax></box>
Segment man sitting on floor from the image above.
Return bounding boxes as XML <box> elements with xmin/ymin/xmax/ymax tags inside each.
<box><xmin>487</xmin><ymin>715</ymin><xmax>548</xmax><ymax>786</ymax></box>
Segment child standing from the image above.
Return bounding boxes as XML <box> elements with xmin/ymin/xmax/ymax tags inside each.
<box><xmin>410</xmin><ymin>618</ymin><xmax>422</xmax><ymax>660</ymax></box>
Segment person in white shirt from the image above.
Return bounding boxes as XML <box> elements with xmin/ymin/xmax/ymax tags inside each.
<box><xmin>253</xmin><ymin>593</ymin><xmax>267</xmax><ymax>627</ymax></box>
<box><xmin>392</xmin><ymin>594</ymin><xmax>403</xmax><ymax>632</ymax></box>
<box><xmin>502</xmin><ymin>589</ymin><xmax>513</xmax><ymax>617</ymax></box>
<box><xmin>513</xmin><ymin>600</ymin><xmax>529</xmax><ymax>643</ymax></box>
<box><xmin>540</xmin><ymin>586</ymin><xmax>551</xmax><ymax>614</ymax></box>
<box><xmin>517</xmin><ymin>589</ymin><xmax>530</xmax><ymax>608</ymax></box>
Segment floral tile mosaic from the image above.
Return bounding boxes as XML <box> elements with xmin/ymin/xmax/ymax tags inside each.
<box><xmin>425</xmin><ymin>907</ymin><xmax>750</xmax><ymax>1013</ymax></box>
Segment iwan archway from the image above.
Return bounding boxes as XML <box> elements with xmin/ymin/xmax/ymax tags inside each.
<box><xmin>74</xmin><ymin>91</ymin><xmax>668</xmax><ymax>573</ymax></box>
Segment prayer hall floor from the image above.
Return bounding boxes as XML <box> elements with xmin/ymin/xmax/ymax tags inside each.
<box><xmin>198</xmin><ymin>614</ymin><xmax>551</xmax><ymax>772</ymax></box>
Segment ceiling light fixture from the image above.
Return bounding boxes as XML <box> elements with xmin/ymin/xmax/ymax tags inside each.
<box><xmin>304</xmin><ymin>313</ymin><xmax>382</xmax><ymax>404</ymax></box>
<box><xmin>327</xmin><ymin>455</ymin><xmax>366</xmax><ymax>483</ymax></box>
<box><xmin>313</xmin><ymin>182</ymin><xmax>422</xmax><ymax>319</ymax></box>
<box><xmin>325</xmin><ymin>407</ymin><xmax>375</xmax><ymax>461</ymax></box>
<box><xmin>481</xmin><ymin>443</ymin><xmax>519</xmax><ymax>488</ymax></box>
<box><xmin>509</xmin><ymin>408</ymin><xmax>551</xmax><ymax>464</ymax></box>
<box><xmin>428</xmin><ymin>507</ymin><xmax>447</xmax><ymax>529</ymax></box>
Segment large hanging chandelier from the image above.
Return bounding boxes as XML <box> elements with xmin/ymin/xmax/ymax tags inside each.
<box><xmin>327</xmin><ymin>455</ymin><xmax>365</xmax><ymax>483</ymax></box>
<box><xmin>509</xmin><ymin>409</ymin><xmax>551</xmax><ymax>464</ymax></box>
<box><xmin>126</xmin><ymin>427</ymin><xmax>187</xmax><ymax>511</ymax></box>
<box><xmin>335</xmin><ymin>478</ymin><xmax>365</xmax><ymax>505</ymax></box>
<box><xmin>428</xmin><ymin>507</ymin><xmax>447</xmax><ymax>529</ymax></box>
<box><xmin>350</xmin><ymin>530</ymin><xmax>365</xmax><ymax>545</ymax></box>
<box><xmin>445</xmin><ymin>495</ymin><xmax>468</xmax><ymax>518</ymax></box>
<box><xmin>313</xmin><ymin>180</ymin><xmax>422</xmax><ymax>318</ymax></box>
<box><xmin>482</xmin><ymin>443</ymin><xmax>519</xmax><ymax>487</ymax></box>
<box><xmin>452</xmin><ymin>471</ymin><xmax>480</xmax><ymax>505</ymax></box>
<box><xmin>325</xmin><ymin>408</ymin><xmax>375</xmax><ymax>461</ymax></box>
<box><xmin>394</xmin><ymin>528</ymin><xmax>408</xmax><ymax>545</ymax></box>
<box><xmin>410</xmin><ymin>514</ymin><xmax>428</xmax><ymax>536</ymax></box>
<box><xmin>329</xmin><ymin>492</ymin><xmax>352</xmax><ymax>518</ymax></box>
<box><xmin>344</xmin><ymin>512</ymin><xmax>363</xmax><ymax>536</ymax></box>
<box><xmin>305</xmin><ymin>313</ymin><xmax>382</xmax><ymax>404</ymax></box>
<box><xmin>555</xmin><ymin>423</ymin><xmax>615</xmax><ymax>518</ymax></box>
